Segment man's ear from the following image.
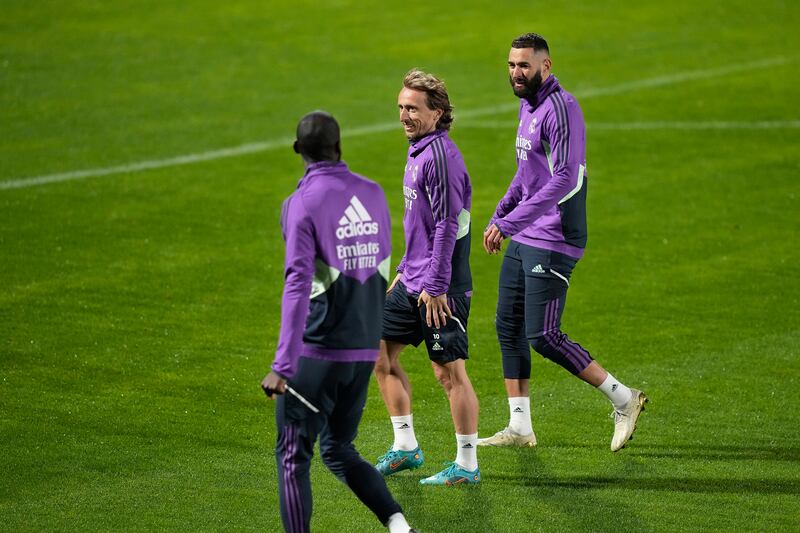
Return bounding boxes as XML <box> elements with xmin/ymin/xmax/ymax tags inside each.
<box><xmin>293</xmin><ymin>141</ymin><xmax>301</xmax><ymax>154</ymax></box>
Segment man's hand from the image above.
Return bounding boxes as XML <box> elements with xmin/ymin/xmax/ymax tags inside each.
<box><xmin>387</xmin><ymin>273</ymin><xmax>401</xmax><ymax>294</ymax></box>
<box><xmin>261</xmin><ymin>371</ymin><xmax>287</xmax><ymax>399</ymax></box>
<box><xmin>417</xmin><ymin>290</ymin><xmax>452</xmax><ymax>329</ymax></box>
<box><xmin>483</xmin><ymin>224</ymin><xmax>505</xmax><ymax>254</ymax></box>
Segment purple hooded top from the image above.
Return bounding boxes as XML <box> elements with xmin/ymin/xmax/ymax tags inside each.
<box><xmin>396</xmin><ymin>129</ymin><xmax>472</xmax><ymax>297</ymax></box>
<box><xmin>271</xmin><ymin>160</ymin><xmax>392</xmax><ymax>379</ymax></box>
<box><xmin>490</xmin><ymin>75</ymin><xmax>588</xmax><ymax>259</ymax></box>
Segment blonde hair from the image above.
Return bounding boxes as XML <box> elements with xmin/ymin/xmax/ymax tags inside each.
<box><xmin>403</xmin><ymin>68</ymin><xmax>454</xmax><ymax>130</ymax></box>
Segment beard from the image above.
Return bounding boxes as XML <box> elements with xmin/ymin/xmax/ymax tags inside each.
<box><xmin>510</xmin><ymin>69</ymin><xmax>543</xmax><ymax>99</ymax></box>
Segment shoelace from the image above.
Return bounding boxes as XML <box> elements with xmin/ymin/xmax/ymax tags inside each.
<box><xmin>438</xmin><ymin>462</ymin><xmax>458</xmax><ymax>477</ymax></box>
<box><xmin>377</xmin><ymin>448</ymin><xmax>400</xmax><ymax>462</ymax></box>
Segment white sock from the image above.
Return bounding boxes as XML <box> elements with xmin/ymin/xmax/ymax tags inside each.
<box><xmin>508</xmin><ymin>396</ymin><xmax>533</xmax><ymax>435</ymax></box>
<box><xmin>455</xmin><ymin>433</ymin><xmax>478</xmax><ymax>471</ymax></box>
<box><xmin>597</xmin><ymin>373</ymin><xmax>633</xmax><ymax>410</ymax></box>
<box><xmin>391</xmin><ymin>415</ymin><xmax>418</xmax><ymax>451</ymax></box>
<box><xmin>386</xmin><ymin>512</ymin><xmax>411</xmax><ymax>533</ymax></box>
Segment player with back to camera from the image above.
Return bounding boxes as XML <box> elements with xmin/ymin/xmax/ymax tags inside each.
<box><xmin>261</xmin><ymin>111</ymin><xmax>417</xmax><ymax>532</ymax></box>
<box><xmin>479</xmin><ymin>33</ymin><xmax>648</xmax><ymax>451</ymax></box>
<box><xmin>373</xmin><ymin>69</ymin><xmax>481</xmax><ymax>486</ymax></box>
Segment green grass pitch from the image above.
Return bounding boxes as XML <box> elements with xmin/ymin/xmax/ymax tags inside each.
<box><xmin>1</xmin><ymin>1</ymin><xmax>799</xmax><ymax>531</ymax></box>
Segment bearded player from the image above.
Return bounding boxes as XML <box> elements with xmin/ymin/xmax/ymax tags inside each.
<box><xmin>479</xmin><ymin>33</ymin><xmax>648</xmax><ymax>451</ymax></box>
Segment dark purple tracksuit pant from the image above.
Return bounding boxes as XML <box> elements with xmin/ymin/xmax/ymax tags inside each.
<box><xmin>496</xmin><ymin>241</ymin><xmax>594</xmax><ymax>378</ymax></box>
<box><xmin>275</xmin><ymin>358</ymin><xmax>401</xmax><ymax>533</ymax></box>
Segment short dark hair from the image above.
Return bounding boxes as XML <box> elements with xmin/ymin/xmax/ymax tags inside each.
<box><xmin>511</xmin><ymin>33</ymin><xmax>549</xmax><ymax>54</ymax></box>
<box><xmin>295</xmin><ymin>110</ymin><xmax>340</xmax><ymax>162</ymax></box>
<box><xmin>403</xmin><ymin>69</ymin><xmax>454</xmax><ymax>131</ymax></box>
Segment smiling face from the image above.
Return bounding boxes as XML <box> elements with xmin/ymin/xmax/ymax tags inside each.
<box><xmin>508</xmin><ymin>47</ymin><xmax>551</xmax><ymax>99</ymax></box>
<box><xmin>398</xmin><ymin>87</ymin><xmax>442</xmax><ymax>140</ymax></box>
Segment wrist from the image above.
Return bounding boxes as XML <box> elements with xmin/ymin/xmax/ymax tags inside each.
<box><xmin>422</xmin><ymin>285</ymin><xmax>445</xmax><ymax>298</ymax></box>
<box><xmin>271</xmin><ymin>367</ymin><xmax>290</xmax><ymax>381</ymax></box>
<box><xmin>494</xmin><ymin>221</ymin><xmax>508</xmax><ymax>237</ymax></box>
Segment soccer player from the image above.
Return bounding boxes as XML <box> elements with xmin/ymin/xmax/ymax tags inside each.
<box><xmin>479</xmin><ymin>33</ymin><xmax>648</xmax><ymax>452</ymax></box>
<box><xmin>261</xmin><ymin>111</ymin><xmax>417</xmax><ymax>533</ymax></box>
<box><xmin>373</xmin><ymin>69</ymin><xmax>480</xmax><ymax>485</ymax></box>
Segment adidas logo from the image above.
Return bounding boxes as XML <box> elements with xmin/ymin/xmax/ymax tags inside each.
<box><xmin>398</xmin><ymin>423</ymin><xmax>410</xmax><ymax>429</ymax></box>
<box><xmin>513</xmin><ymin>407</ymin><xmax>524</xmax><ymax>413</ymax></box>
<box><xmin>611</xmin><ymin>384</ymin><xmax>618</xmax><ymax>392</ymax></box>
<box><xmin>531</xmin><ymin>264</ymin><xmax>545</xmax><ymax>273</ymax></box>
<box><xmin>462</xmin><ymin>443</ymin><xmax>473</xmax><ymax>449</ymax></box>
<box><xmin>336</xmin><ymin>196</ymin><xmax>379</xmax><ymax>240</ymax></box>
<box><xmin>431</xmin><ymin>342</ymin><xmax>443</xmax><ymax>351</ymax></box>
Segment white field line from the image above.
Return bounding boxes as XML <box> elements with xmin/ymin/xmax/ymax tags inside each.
<box><xmin>460</xmin><ymin>120</ymin><xmax>800</xmax><ymax>130</ymax></box>
<box><xmin>0</xmin><ymin>56</ymin><xmax>788</xmax><ymax>192</ymax></box>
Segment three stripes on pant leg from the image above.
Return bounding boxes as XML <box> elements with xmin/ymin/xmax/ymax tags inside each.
<box><xmin>280</xmin><ymin>424</ymin><xmax>308</xmax><ymax>533</ymax></box>
<box><xmin>538</xmin><ymin>298</ymin><xmax>593</xmax><ymax>374</ymax></box>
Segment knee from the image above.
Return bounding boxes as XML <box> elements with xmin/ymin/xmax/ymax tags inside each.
<box><xmin>319</xmin><ymin>443</ymin><xmax>337</xmax><ymax>467</ymax></box>
<box><xmin>433</xmin><ymin>365</ymin><xmax>453</xmax><ymax>393</ymax></box>
<box><xmin>373</xmin><ymin>356</ymin><xmax>390</xmax><ymax>380</ymax></box>
<box><xmin>320</xmin><ymin>442</ymin><xmax>359</xmax><ymax>477</ymax></box>
<box><xmin>495</xmin><ymin>310</ymin><xmax>519</xmax><ymax>334</ymax></box>
<box><xmin>496</xmin><ymin>314</ymin><xmax>526</xmax><ymax>355</ymax></box>
<box><xmin>440</xmin><ymin>362</ymin><xmax>475</xmax><ymax>393</ymax></box>
<box><xmin>529</xmin><ymin>334</ymin><xmax>550</xmax><ymax>356</ymax></box>
<box><xmin>439</xmin><ymin>378</ymin><xmax>453</xmax><ymax>395</ymax></box>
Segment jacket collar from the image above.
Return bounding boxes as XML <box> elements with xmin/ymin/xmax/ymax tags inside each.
<box><xmin>408</xmin><ymin>129</ymin><xmax>448</xmax><ymax>157</ymax></box>
<box><xmin>298</xmin><ymin>160</ymin><xmax>347</xmax><ymax>187</ymax></box>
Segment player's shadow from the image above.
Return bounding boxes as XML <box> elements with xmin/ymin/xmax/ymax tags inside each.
<box><xmin>539</xmin><ymin>441</ymin><xmax>800</xmax><ymax>462</ymax></box>
<box><xmin>389</xmin><ymin>472</ymin><xmax>498</xmax><ymax>532</ymax></box>
<box><xmin>499</xmin><ymin>441</ymin><xmax>800</xmax><ymax>497</ymax></box>
<box><xmin>511</xmin><ymin>449</ymin><xmax>654</xmax><ymax>532</ymax></box>
<box><xmin>495</xmin><ymin>473</ymin><xmax>800</xmax><ymax>495</ymax></box>
<box><xmin>623</xmin><ymin>443</ymin><xmax>800</xmax><ymax>462</ymax></box>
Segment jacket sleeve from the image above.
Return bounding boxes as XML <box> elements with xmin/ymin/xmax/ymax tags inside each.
<box><xmin>494</xmin><ymin>98</ymin><xmax>586</xmax><ymax>237</ymax></box>
<box><xmin>422</xmin><ymin>147</ymin><xmax>464</xmax><ymax>296</ymax></box>
<box><xmin>271</xmin><ymin>193</ymin><xmax>316</xmax><ymax>379</ymax></box>
<box><xmin>489</xmin><ymin>170</ymin><xmax>524</xmax><ymax>228</ymax></box>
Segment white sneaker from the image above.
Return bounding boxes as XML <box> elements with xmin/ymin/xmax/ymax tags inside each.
<box><xmin>477</xmin><ymin>427</ymin><xmax>537</xmax><ymax>447</ymax></box>
<box><xmin>611</xmin><ymin>389</ymin><xmax>648</xmax><ymax>451</ymax></box>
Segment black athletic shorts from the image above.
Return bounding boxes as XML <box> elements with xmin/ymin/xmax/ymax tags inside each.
<box><xmin>381</xmin><ymin>281</ymin><xmax>470</xmax><ymax>362</ymax></box>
